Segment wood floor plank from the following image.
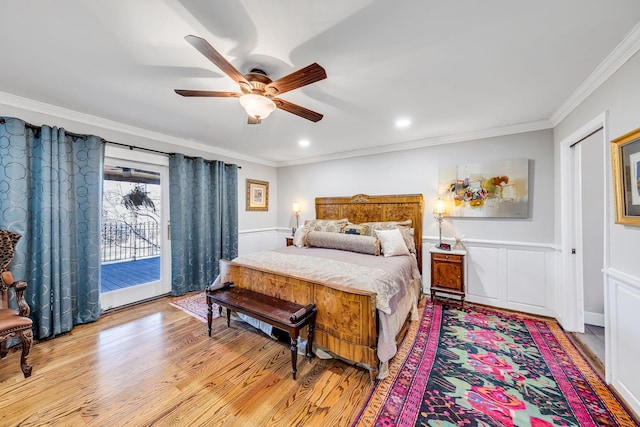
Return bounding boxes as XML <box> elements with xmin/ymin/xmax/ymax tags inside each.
<box><xmin>0</xmin><ymin>294</ymin><xmax>372</xmax><ymax>426</ymax></box>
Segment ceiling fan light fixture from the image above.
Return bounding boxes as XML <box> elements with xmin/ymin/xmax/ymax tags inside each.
<box><xmin>239</xmin><ymin>94</ymin><xmax>276</xmax><ymax>119</ymax></box>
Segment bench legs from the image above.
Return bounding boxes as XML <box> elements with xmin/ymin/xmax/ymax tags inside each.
<box><xmin>289</xmin><ymin>336</ymin><xmax>299</xmax><ymax>380</ymax></box>
<box><xmin>206</xmin><ymin>295</ymin><xmax>226</xmax><ymax>336</ymax></box>
<box><xmin>206</xmin><ymin>291</ymin><xmax>316</xmax><ymax>380</ymax></box>
<box><xmin>207</xmin><ymin>296</ymin><xmax>213</xmax><ymax>337</ymax></box>
<box><xmin>305</xmin><ymin>312</ymin><xmax>316</xmax><ymax>359</ymax></box>
<box><xmin>288</xmin><ymin>315</ymin><xmax>316</xmax><ymax>380</ymax></box>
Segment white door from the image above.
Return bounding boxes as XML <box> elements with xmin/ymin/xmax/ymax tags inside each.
<box><xmin>100</xmin><ymin>146</ymin><xmax>171</xmax><ymax>310</ymax></box>
<box><xmin>579</xmin><ymin>129</ymin><xmax>605</xmax><ymax>328</ymax></box>
<box><xmin>566</xmin><ymin>126</ymin><xmax>605</xmax><ymax>334</ymax></box>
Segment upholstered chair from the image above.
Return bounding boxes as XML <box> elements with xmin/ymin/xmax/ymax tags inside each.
<box><xmin>0</xmin><ymin>230</ymin><xmax>33</xmax><ymax>378</ymax></box>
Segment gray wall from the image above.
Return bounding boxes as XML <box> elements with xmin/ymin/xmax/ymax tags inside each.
<box><xmin>555</xmin><ymin>51</ymin><xmax>640</xmax><ymax>276</ymax></box>
<box><xmin>277</xmin><ymin>129</ymin><xmax>555</xmax><ymax>245</ymax></box>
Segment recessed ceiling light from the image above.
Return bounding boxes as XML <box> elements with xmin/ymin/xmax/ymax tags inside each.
<box><xmin>299</xmin><ymin>139</ymin><xmax>310</xmax><ymax>147</ymax></box>
<box><xmin>395</xmin><ymin>118</ymin><xmax>411</xmax><ymax>128</ymax></box>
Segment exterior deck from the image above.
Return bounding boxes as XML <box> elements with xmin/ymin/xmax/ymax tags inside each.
<box><xmin>100</xmin><ymin>256</ymin><xmax>160</xmax><ymax>292</ymax></box>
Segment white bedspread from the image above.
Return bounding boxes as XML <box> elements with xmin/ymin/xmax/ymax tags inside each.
<box><xmin>222</xmin><ymin>248</ymin><xmax>411</xmax><ymax>314</ymax></box>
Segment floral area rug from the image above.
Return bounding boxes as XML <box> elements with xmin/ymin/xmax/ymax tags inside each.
<box><xmin>169</xmin><ymin>292</ymin><xmax>219</xmax><ymax>323</ymax></box>
<box><xmin>352</xmin><ymin>301</ymin><xmax>637</xmax><ymax>427</ymax></box>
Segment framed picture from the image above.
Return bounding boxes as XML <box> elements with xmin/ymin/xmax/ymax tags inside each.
<box><xmin>611</xmin><ymin>128</ymin><xmax>640</xmax><ymax>225</ymax></box>
<box><xmin>246</xmin><ymin>179</ymin><xmax>269</xmax><ymax>211</ymax></box>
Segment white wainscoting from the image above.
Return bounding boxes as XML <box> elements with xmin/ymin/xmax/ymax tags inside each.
<box><xmin>606</xmin><ymin>268</ymin><xmax>640</xmax><ymax>415</ymax></box>
<box><xmin>238</xmin><ymin>228</ymin><xmax>291</xmax><ymax>256</ymax></box>
<box><xmin>424</xmin><ymin>238</ymin><xmax>557</xmax><ymax>318</ymax></box>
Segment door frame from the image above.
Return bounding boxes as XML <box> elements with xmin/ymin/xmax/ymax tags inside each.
<box><xmin>101</xmin><ymin>146</ymin><xmax>171</xmax><ymax>309</ymax></box>
<box><xmin>559</xmin><ymin>112</ymin><xmax>609</xmax><ymax>332</ymax></box>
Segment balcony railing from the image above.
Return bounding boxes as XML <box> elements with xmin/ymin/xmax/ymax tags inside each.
<box><xmin>101</xmin><ymin>221</ymin><xmax>160</xmax><ymax>263</ymax></box>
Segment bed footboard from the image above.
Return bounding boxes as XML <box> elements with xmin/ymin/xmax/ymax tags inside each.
<box><xmin>219</xmin><ymin>259</ymin><xmax>379</xmax><ymax>376</ymax></box>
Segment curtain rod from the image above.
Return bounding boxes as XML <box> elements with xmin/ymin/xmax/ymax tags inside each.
<box><xmin>107</xmin><ymin>140</ymin><xmax>170</xmax><ymax>156</ymax></box>
<box><xmin>0</xmin><ymin>117</ymin><xmax>241</xmax><ymax>168</ymax></box>
<box><xmin>107</xmin><ymin>141</ymin><xmax>241</xmax><ymax>168</ymax></box>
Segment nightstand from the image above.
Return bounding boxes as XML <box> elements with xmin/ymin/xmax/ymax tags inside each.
<box><xmin>430</xmin><ymin>246</ymin><xmax>466</xmax><ymax>307</ymax></box>
<box><xmin>286</xmin><ymin>237</ymin><xmax>294</xmax><ymax>247</ymax></box>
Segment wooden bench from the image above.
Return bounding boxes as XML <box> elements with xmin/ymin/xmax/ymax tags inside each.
<box><xmin>205</xmin><ymin>283</ymin><xmax>317</xmax><ymax>380</ymax></box>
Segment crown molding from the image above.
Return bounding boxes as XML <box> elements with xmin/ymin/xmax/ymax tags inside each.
<box><xmin>0</xmin><ymin>91</ymin><xmax>277</xmax><ymax>167</ymax></box>
<box><xmin>550</xmin><ymin>22</ymin><xmax>640</xmax><ymax>126</ymax></box>
<box><xmin>2</xmin><ymin>90</ymin><xmax>552</xmax><ymax>169</ymax></box>
<box><xmin>276</xmin><ymin>120</ymin><xmax>553</xmax><ymax>167</ymax></box>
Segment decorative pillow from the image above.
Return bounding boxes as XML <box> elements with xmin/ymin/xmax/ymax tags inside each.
<box><xmin>359</xmin><ymin>219</ymin><xmax>412</xmax><ymax>235</ymax></box>
<box><xmin>359</xmin><ymin>220</ymin><xmax>415</xmax><ymax>253</ymax></box>
<box><xmin>375</xmin><ymin>228</ymin><xmax>410</xmax><ymax>257</ymax></box>
<box><xmin>306</xmin><ymin>231</ymin><xmax>380</xmax><ymax>256</ymax></box>
<box><xmin>292</xmin><ymin>224</ymin><xmax>310</xmax><ymax>247</ymax></box>
<box><xmin>304</xmin><ymin>218</ymin><xmax>348</xmax><ymax>233</ymax></box>
<box><xmin>399</xmin><ymin>228</ymin><xmax>416</xmax><ymax>254</ymax></box>
<box><xmin>340</xmin><ymin>223</ymin><xmax>370</xmax><ymax>236</ymax></box>
<box><xmin>0</xmin><ymin>229</ymin><xmax>21</xmax><ymax>272</ymax></box>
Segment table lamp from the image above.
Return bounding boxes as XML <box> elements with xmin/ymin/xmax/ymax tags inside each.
<box><xmin>292</xmin><ymin>201</ymin><xmax>301</xmax><ymax>234</ymax></box>
<box><xmin>433</xmin><ymin>198</ymin><xmax>447</xmax><ymax>250</ymax></box>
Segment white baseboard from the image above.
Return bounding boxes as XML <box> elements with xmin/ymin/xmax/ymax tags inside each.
<box><xmin>584</xmin><ymin>311</ymin><xmax>605</xmax><ymax>327</ymax></box>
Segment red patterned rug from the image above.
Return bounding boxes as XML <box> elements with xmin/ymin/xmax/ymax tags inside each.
<box><xmin>352</xmin><ymin>301</ymin><xmax>637</xmax><ymax>427</ymax></box>
<box><xmin>169</xmin><ymin>292</ymin><xmax>219</xmax><ymax>323</ymax></box>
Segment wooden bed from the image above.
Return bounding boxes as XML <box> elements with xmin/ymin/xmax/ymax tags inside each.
<box><xmin>218</xmin><ymin>193</ymin><xmax>424</xmax><ymax>380</ymax></box>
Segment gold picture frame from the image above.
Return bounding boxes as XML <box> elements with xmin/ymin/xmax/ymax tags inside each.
<box><xmin>611</xmin><ymin>128</ymin><xmax>640</xmax><ymax>226</ymax></box>
<box><xmin>246</xmin><ymin>179</ymin><xmax>269</xmax><ymax>211</ymax></box>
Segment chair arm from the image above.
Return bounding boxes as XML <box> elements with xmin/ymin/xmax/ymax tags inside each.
<box><xmin>1</xmin><ymin>271</ymin><xmax>30</xmax><ymax>317</ymax></box>
<box><xmin>0</xmin><ymin>271</ymin><xmax>11</xmax><ymax>291</ymax></box>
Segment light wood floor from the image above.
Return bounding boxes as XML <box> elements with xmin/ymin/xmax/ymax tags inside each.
<box><xmin>569</xmin><ymin>326</ymin><xmax>606</xmax><ymax>379</ymax></box>
<box><xmin>0</xmin><ymin>294</ymin><xmax>373</xmax><ymax>426</ymax></box>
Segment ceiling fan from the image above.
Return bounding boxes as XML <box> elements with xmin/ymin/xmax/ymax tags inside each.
<box><xmin>175</xmin><ymin>35</ymin><xmax>327</xmax><ymax>124</ymax></box>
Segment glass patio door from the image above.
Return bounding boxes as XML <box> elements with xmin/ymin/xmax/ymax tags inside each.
<box><xmin>100</xmin><ymin>146</ymin><xmax>170</xmax><ymax>310</ymax></box>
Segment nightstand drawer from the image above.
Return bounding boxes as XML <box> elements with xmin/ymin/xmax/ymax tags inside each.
<box><xmin>431</xmin><ymin>253</ymin><xmax>463</xmax><ymax>263</ymax></box>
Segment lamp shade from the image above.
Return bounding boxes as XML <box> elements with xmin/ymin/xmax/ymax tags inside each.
<box><xmin>239</xmin><ymin>94</ymin><xmax>276</xmax><ymax>119</ymax></box>
<box><xmin>292</xmin><ymin>201</ymin><xmax>300</xmax><ymax>214</ymax></box>
<box><xmin>433</xmin><ymin>198</ymin><xmax>446</xmax><ymax>215</ymax></box>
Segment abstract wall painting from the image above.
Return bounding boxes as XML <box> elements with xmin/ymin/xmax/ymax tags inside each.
<box><xmin>439</xmin><ymin>158</ymin><xmax>529</xmax><ymax>218</ymax></box>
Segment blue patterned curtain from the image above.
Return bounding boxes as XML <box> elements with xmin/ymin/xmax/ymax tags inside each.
<box><xmin>0</xmin><ymin>117</ymin><xmax>104</xmax><ymax>339</ymax></box>
<box><xmin>169</xmin><ymin>154</ymin><xmax>238</xmax><ymax>295</ymax></box>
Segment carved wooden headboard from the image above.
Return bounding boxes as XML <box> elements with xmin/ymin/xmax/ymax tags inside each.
<box><xmin>315</xmin><ymin>194</ymin><xmax>424</xmax><ymax>273</ymax></box>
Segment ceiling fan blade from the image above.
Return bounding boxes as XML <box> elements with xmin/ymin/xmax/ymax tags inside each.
<box><xmin>273</xmin><ymin>98</ymin><xmax>323</xmax><ymax>122</ymax></box>
<box><xmin>247</xmin><ymin>116</ymin><xmax>261</xmax><ymax>125</ymax></box>
<box><xmin>184</xmin><ymin>35</ymin><xmax>249</xmax><ymax>86</ymax></box>
<box><xmin>265</xmin><ymin>63</ymin><xmax>327</xmax><ymax>96</ymax></box>
<box><xmin>175</xmin><ymin>89</ymin><xmax>241</xmax><ymax>98</ymax></box>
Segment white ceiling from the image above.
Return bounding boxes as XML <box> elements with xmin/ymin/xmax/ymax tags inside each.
<box><xmin>1</xmin><ymin>1</ymin><xmax>640</xmax><ymax>166</ymax></box>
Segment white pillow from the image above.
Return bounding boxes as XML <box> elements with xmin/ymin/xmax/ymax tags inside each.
<box><xmin>375</xmin><ymin>228</ymin><xmax>410</xmax><ymax>257</ymax></box>
<box><xmin>293</xmin><ymin>225</ymin><xmax>310</xmax><ymax>247</ymax></box>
